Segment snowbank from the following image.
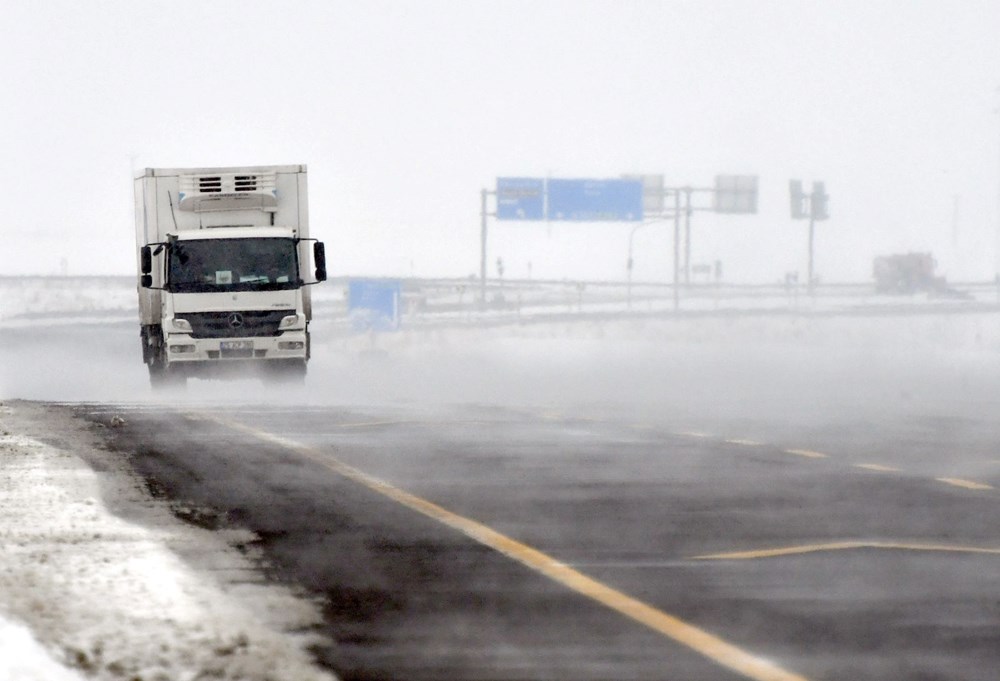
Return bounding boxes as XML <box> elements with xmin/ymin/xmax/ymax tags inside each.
<box><xmin>0</xmin><ymin>401</ymin><xmax>338</xmax><ymax>681</ymax></box>
<box><xmin>0</xmin><ymin>615</ymin><xmax>86</xmax><ymax>681</ymax></box>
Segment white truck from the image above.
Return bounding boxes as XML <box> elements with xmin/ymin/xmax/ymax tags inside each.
<box><xmin>135</xmin><ymin>165</ymin><xmax>326</xmax><ymax>387</ymax></box>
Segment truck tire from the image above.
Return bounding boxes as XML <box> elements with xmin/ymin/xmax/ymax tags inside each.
<box><xmin>148</xmin><ymin>361</ymin><xmax>186</xmax><ymax>390</ymax></box>
<box><xmin>263</xmin><ymin>360</ymin><xmax>306</xmax><ymax>385</ymax></box>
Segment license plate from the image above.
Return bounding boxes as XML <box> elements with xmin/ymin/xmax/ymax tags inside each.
<box><xmin>220</xmin><ymin>340</ymin><xmax>252</xmax><ymax>351</ymax></box>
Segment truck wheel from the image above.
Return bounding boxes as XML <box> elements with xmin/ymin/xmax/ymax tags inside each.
<box><xmin>149</xmin><ymin>364</ymin><xmax>186</xmax><ymax>390</ymax></box>
<box><xmin>263</xmin><ymin>360</ymin><xmax>306</xmax><ymax>385</ymax></box>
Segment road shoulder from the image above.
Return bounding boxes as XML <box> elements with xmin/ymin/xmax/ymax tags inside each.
<box><xmin>0</xmin><ymin>400</ymin><xmax>338</xmax><ymax>681</ymax></box>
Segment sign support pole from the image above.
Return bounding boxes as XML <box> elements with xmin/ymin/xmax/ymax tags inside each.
<box><xmin>480</xmin><ymin>188</ymin><xmax>488</xmax><ymax>304</ymax></box>
<box><xmin>673</xmin><ymin>190</ymin><xmax>681</xmax><ymax>311</ymax></box>
<box><xmin>683</xmin><ymin>187</ymin><xmax>693</xmax><ymax>285</ymax></box>
<box><xmin>807</xmin><ymin>212</ymin><xmax>816</xmax><ymax>296</ymax></box>
<box><xmin>790</xmin><ymin>179</ymin><xmax>828</xmax><ymax>296</ymax></box>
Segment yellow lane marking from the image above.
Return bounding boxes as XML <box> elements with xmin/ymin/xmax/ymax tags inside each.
<box><xmin>854</xmin><ymin>463</ymin><xmax>900</xmax><ymax>472</ymax></box>
<box><xmin>725</xmin><ymin>438</ymin><xmax>762</xmax><ymax>447</ymax></box>
<box><xmin>676</xmin><ymin>430</ymin><xmax>713</xmax><ymax>438</ymax></box>
<box><xmin>332</xmin><ymin>420</ymin><xmax>414</xmax><ymax>429</ymax></box>
<box><xmin>936</xmin><ymin>477</ymin><xmax>995</xmax><ymax>491</ymax></box>
<box><xmin>209</xmin><ymin>415</ymin><xmax>811</xmax><ymax>681</ymax></box>
<box><xmin>783</xmin><ymin>449</ymin><xmax>828</xmax><ymax>459</ymax></box>
<box><xmin>183</xmin><ymin>412</ymin><xmax>411</xmax><ymax>430</ymax></box>
<box><xmin>694</xmin><ymin>541</ymin><xmax>1000</xmax><ymax>561</ymax></box>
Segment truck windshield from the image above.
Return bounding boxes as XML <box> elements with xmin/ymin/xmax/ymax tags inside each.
<box><xmin>167</xmin><ymin>238</ymin><xmax>300</xmax><ymax>293</ymax></box>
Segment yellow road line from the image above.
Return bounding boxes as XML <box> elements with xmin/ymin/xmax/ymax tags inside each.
<box><xmin>725</xmin><ymin>438</ymin><xmax>762</xmax><ymax>447</ymax></box>
<box><xmin>676</xmin><ymin>430</ymin><xmax>713</xmax><ymax>438</ymax></box>
<box><xmin>853</xmin><ymin>463</ymin><xmax>900</xmax><ymax>472</ymax></box>
<box><xmin>694</xmin><ymin>541</ymin><xmax>1000</xmax><ymax>561</ymax></box>
<box><xmin>783</xmin><ymin>449</ymin><xmax>828</xmax><ymax>459</ymax></box>
<box><xmin>209</xmin><ymin>414</ymin><xmax>810</xmax><ymax>681</ymax></box>
<box><xmin>936</xmin><ymin>477</ymin><xmax>995</xmax><ymax>491</ymax></box>
<box><xmin>331</xmin><ymin>420</ymin><xmax>413</xmax><ymax>429</ymax></box>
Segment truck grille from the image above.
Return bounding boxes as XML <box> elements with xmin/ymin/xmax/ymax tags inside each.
<box><xmin>177</xmin><ymin>310</ymin><xmax>292</xmax><ymax>339</ymax></box>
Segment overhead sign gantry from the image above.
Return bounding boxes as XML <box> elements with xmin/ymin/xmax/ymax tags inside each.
<box><xmin>480</xmin><ymin>173</ymin><xmax>758</xmax><ymax>307</ymax></box>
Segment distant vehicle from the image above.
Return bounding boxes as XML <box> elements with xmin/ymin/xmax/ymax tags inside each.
<box><xmin>135</xmin><ymin>165</ymin><xmax>326</xmax><ymax>387</ymax></box>
<box><xmin>873</xmin><ymin>252</ymin><xmax>943</xmax><ymax>294</ymax></box>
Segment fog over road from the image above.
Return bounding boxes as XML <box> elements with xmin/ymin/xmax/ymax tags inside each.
<box><xmin>2</xmin><ymin>311</ymin><xmax>1000</xmax><ymax>680</ymax></box>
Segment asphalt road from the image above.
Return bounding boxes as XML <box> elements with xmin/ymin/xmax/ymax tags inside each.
<box><xmin>75</xmin><ymin>400</ymin><xmax>999</xmax><ymax>681</ymax></box>
<box><xmin>5</xmin><ymin>312</ymin><xmax>1000</xmax><ymax>680</ymax></box>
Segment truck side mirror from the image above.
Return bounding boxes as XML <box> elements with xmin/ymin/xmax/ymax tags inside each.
<box><xmin>141</xmin><ymin>274</ymin><xmax>153</xmax><ymax>288</ymax></box>
<box><xmin>313</xmin><ymin>242</ymin><xmax>328</xmax><ymax>282</ymax></box>
<box><xmin>140</xmin><ymin>246</ymin><xmax>152</xmax><ymax>274</ymax></box>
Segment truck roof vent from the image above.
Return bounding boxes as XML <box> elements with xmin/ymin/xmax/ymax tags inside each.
<box><xmin>198</xmin><ymin>177</ymin><xmax>223</xmax><ymax>193</ymax></box>
<box><xmin>178</xmin><ymin>172</ymin><xmax>278</xmax><ymax>212</ymax></box>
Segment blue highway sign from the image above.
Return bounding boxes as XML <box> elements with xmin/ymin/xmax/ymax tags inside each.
<box><xmin>546</xmin><ymin>178</ymin><xmax>643</xmax><ymax>222</ymax></box>
<box><xmin>348</xmin><ymin>279</ymin><xmax>401</xmax><ymax>332</ymax></box>
<box><xmin>496</xmin><ymin>177</ymin><xmax>545</xmax><ymax>220</ymax></box>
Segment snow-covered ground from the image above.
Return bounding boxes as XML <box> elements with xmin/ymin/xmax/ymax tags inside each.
<box><xmin>0</xmin><ymin>277</ymin><xmax>135</xmax><ymax>324</ymax></box>
<box><xmin>0</xmin><ymin>616</ymin><xmax>86</xmax><ymax>681</ymax></box>
<box><xmin>3</xmin><ymin>275</ymin><xmax>994</xmax><ymax>332</ymax></box>
<box><xmin>0</xmin><ymin>401</ymin><xmax>337</xmax><ymax>681</ymax></box>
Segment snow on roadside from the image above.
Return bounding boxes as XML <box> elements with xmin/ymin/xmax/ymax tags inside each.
<box><xmin>0</xmin><ymin>615</ymin><xmax>86</xmax><ymax>681</ymax></box>
<box><xmin>0</xmin><ymin>277</ymin><xmax>135</xmax><ymax>322</ymax></box>
<box><xmin>0</xmin><ymin>402</ymin><xmax>338</xmax><ymax>681</ymax></box>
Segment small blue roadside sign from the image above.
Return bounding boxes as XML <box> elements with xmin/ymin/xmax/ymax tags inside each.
<box><xmin>347</xmin><ymin>279</ymin><xmax>401</xmax><ymax>332</ymax></box>
<box><xmin>546</xmin><ymin>178</ymin><xmax>644</xmax><ymax>222</ymax></box>
<box><xmin>496</xmin><ymin>177</ymin><xmax>545</xmax><ymax>220</ymax></box>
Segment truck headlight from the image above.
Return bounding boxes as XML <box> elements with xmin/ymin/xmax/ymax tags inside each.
<box><xmin>279</xmin><ymin>314</ymin><xmax>302</xmax><ymax>329</ymax></box>
<box><xmin>169</xmin><ymin>344</ymin><xmax>196</xmax><ymax>353</ymax></box>
<box><xmin>172</xmin><ymin>318</ymin><xmax>192</xmax><ymax>332</ymax></box>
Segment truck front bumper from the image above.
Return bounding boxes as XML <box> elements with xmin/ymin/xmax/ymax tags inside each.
<box><xmin>163</xmin><ymin>331</ymin><xmax>308</xmax><ymax>367</ymax></box>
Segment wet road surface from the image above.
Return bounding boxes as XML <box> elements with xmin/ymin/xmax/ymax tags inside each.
<box><xmin>73</xmin><ymin>401</ymin><xmax>1000</xmax><ymax>681</ymax></box>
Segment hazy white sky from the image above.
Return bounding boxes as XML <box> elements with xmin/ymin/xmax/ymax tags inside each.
<box><xmin>1</xmin><ymin>0</ymin><xmax>998</xmax><ymax>283</ymax></box>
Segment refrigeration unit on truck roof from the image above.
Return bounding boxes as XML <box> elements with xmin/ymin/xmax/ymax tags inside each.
<box><xmin>176</xmin><ymin>170</ymin><xmax>278</xmax><ymax>213</ymax></box>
